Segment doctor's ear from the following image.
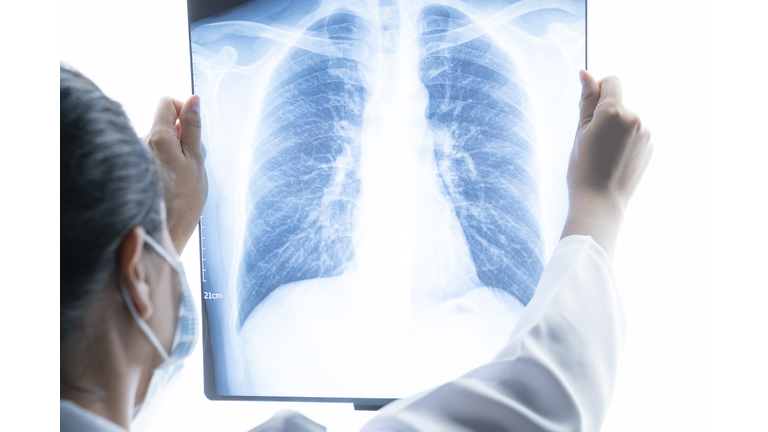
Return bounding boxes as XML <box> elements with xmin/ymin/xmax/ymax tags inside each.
<box><xmin>118</xmin><ymin>226</ymin><xmax>154</xmax><ymax>320</ymax></box>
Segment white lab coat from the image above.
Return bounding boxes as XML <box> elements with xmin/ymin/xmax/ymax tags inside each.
<box><xmin>61</xmin><ymin>235</ymin><xmax>624</xmax><ymax>432</ymax></box>
<box><xmin>358</xmin><ymin>235</ymin><xmax>625</xmax><ymax>432</ymax></box>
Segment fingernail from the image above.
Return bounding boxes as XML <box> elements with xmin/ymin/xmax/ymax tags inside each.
<box><xmin>579</xmin><ymin>70</ymin><xmax>588</xmax><ymax>86</ymax></box>
<box><xmin>190</xmin><ymin>95</ymin><xmax>201</xmax><ymax>113</ymax></box>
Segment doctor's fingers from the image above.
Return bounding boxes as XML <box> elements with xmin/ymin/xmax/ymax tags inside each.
<box><xmin>152</xmin><ymin>96</ymin><xmax>183</xmax><ymax>128</ymax></box>
<box><xmin>147</xmin><ymin>96</ymin><xmax>203</xmax><ymax>164</ymax></box>
<box><xmin>595</xmin><ymin>75</ymin><xmax>624</xmax><ymax>109</ymax></box>
<box><xmin>247</xmin><ymin>409</ymin><xmax>326</xmax><ymax>432</ymax></box>
<box><xmin>178</xmin><ymin>95</ymin><xmax>203</xmax><ymax>161</ymax></box>
<box><xmin>578</xmin><ymin>70</ymin><xmax>600</xmax><ymax>130</ymax></box>
<box><xmin>146</xmin><ymin>97</ymin><xmax>183</xmax><ymax>157</ymax></box>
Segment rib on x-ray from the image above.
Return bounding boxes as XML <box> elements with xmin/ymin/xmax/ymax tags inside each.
<box><xmin>420</xmin><ymin>5</ymin><xmax>543</xmax><ymax>304</ymax></box>
<box><xmin>191</xmin><ymin>0</ymin><xmax>585</xmax><ymax>399</ymax></box>
<box><xmin>237</xmin><ymin>12</ymin><xmax>368</xmax><ymax>327</ymax></box>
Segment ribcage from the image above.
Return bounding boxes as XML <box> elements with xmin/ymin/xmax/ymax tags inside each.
<box><xmin>237</xmin><ymin>12</ymin><xmax>370</xmax><ymax>326</ymax></box>
<box><xmin>418</xmin><ymin>4</ymin><xmax>544</xmax><ymax>304</ymax></box>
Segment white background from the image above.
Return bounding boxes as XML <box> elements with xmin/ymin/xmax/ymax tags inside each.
<box><xmin>2</xmin><ymin>0</ymin><xmax>765</xmax><ymax>430</ymax></box>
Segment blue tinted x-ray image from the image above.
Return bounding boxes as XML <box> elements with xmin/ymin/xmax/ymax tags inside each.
<box><xmin>191</xmin><ymin>0</ymin><xmax>585</xmax><ymax>399</ymax></box>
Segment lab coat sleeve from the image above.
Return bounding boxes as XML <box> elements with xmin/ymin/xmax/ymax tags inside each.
<box><xmin>360</xmin><ymin>235</ymin><xmax>626</xmax><ymax>432</ymax></box>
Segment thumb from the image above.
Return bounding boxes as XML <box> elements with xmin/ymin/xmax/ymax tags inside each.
<box><xmin>179</xmin><ymin>95</ymin><xmax>202</xmax><ymax>158</ymax></box>
<box><xmin>578</xmin><ymin>70</ymin><xmax>600</xmax><ymax>130</ymax></box>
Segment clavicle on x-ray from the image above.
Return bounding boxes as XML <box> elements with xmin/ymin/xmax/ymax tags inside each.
<box><xmin>191</xmin><ymin>0</ymin><xmax>585</xmax><ymax>400</ymax></box>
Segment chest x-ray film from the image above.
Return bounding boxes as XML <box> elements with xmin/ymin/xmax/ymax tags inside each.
<box><xmin>189</xmin><ymin>0</ymin><xmax>586</xmax><ymax>404</ymax></box>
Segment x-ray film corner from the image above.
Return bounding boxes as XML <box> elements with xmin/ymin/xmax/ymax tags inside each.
<box><xmin>189</xmin><ymin>0</ymin><xmax>585</xmax><ymax>400</ymax></box>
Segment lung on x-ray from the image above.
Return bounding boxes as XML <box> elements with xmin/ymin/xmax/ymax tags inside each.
<box><xmin>190</xmin><ymin>0</ymin><xmax>585</xmax><ymax>402</ymax></box>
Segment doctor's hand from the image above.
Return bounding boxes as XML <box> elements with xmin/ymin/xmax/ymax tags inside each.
<box><xmin>247</xmin><ymin>409</ymin><xmax>326</xmax><ymax>432</ymax></box>
<box><xmin>560</xmin><ymin>71</ymin><xmax>653</xmax><ymax>259</ymax></box>
<box><xmin>143</xmin><ymin>95</ymin><xmax>208</xmax><ymax>254</ymax></box>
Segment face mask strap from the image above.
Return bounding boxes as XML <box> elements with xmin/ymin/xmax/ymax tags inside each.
<box><xmin>142</xmin><ymin>234</ymin><xmax>178</xmax><ymax>267</ymax></box>
<box><xmin>142</xmin><ymin>233</ymin><xmax>191</xmax><ymax>357</ymax></box>
<box><xmin>117</xmin><ymin>261</ymin><xmax>171</xmax><ymax>362</ymax></box>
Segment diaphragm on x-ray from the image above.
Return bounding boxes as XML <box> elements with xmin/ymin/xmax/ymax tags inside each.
<box><xmin>191</xmin><ymin>0</ymin><xmax>585</xmax><ymax>399</ymax></box>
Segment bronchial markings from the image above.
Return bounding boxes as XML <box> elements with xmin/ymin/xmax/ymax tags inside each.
<box><xmin>417</xmin><ymin>4</ymin><xmax>545</xmax><ymax>305</ymax></box>
<box><xmin>236</xmin><ymin>12</ymin><xmax>371</xmax><ymax>327</ymax></box>
<box><xmin>237</xmin><ymin>3</ymin><xmax>547</xmax><ymax>324</ymax></box>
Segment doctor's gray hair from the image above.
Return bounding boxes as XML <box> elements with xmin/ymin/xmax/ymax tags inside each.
<box><xmin>60</xmin><ymin>65</ymin><xmax>164</xmax><ymax>346</ymax></box>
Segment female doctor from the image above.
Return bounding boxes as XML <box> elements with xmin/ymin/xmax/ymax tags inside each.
<box><xmin>60</xmin><ymin>64</ymin><xmax>652</xmax><ymax>432</ymax></box>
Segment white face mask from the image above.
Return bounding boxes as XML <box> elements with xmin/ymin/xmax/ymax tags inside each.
<box><xmin>118</xmin><ymin>233</ymin><xmax>198</xmax><ymax>432</ymax></box>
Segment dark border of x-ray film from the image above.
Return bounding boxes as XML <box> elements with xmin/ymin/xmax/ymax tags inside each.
<box><xmin>189</xmin><ymin>0</ymin><xmax>588</xmax><ymax>411</ymax></box>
